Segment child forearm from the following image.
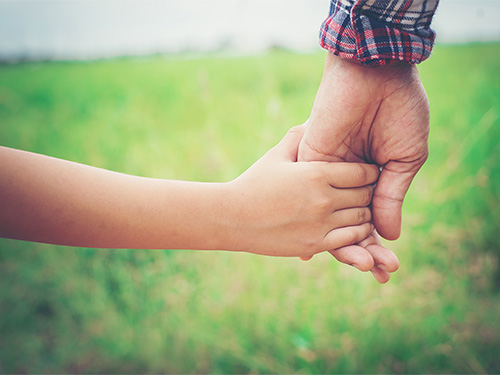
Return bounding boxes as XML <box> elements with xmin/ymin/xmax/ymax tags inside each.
<box><xmin>1</xmin><ymin>126</ymin><xmax>379</xmax><ymax>258</ymax></box>
<box><xmin>0</xmin><ymin>146</ymin><xmax>231</xmax><ymax>250</ymax></box>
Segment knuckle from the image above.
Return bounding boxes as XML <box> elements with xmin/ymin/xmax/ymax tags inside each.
<box><xmin>361</xmin><ymin>188</ymin><xmax>373</xmax><ymax>205</ymax></box>
<box><xmin>349</xmin><ymin>224</ymin><xmax>370</xmax><ymax>244</ymax></box>
<box><xmin>342</xmin><ymin>227</ymin><xmax>363</xmax><ymax>246</ymax></box>
<box><xmin>361</xmin><ymin>223</ymin><xmax>373</xmax><ymax>238</ymax></box>
<box><xmin>358</xmin><ymin>208</ymin><xmax>371</xmax><ymax>223</ymax></box>
<box><xmin>316</xmin><ymin>196</ymin><xmax>331</xmax><ymax>211</ymax></box>
<box><xmin>357</xmin><ymin>209</ymin><xmax>366</xmax><ymax>223</ymax></box>
<box><xmin>354</xmin><ymin>164</ymin><xmax>367</xmax><ymax>182</ymax></box>
<box><xmin>309</xmin><ymin>167</ymin><xmax>325</xmax><ymax>183</ymax></box>
<box><xmin>287</xmin><ymin>125</ymin><xmax>303</xmax><ymax>136</ymax></box>
<box><xmin>344</xmin><ymin>231</ymin><xmax>357</xmax><ymax>246</ymax></box>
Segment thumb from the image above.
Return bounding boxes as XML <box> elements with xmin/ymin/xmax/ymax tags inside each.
<box><xmin>372</xmin><ymin>161</ymin><xmax>421</xmax><ymax>240</ymax></box>
<box><xmin>268</xmin><ymin>125</ymin><xmax>306</xmax><ymax>162</ymax></box>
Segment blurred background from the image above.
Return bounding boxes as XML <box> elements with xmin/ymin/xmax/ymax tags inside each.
<box><xmin>1</xmin><ymin>0</ymin><xmax>500</xmax><ymax>61</ymax></box>
<box><xmin>1</xmin><ymin>0</ymin><xmax>500</xmax><ymax>373</ymax></box>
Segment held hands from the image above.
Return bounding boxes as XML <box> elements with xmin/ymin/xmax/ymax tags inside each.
<box><xmin>224</xmin><ymin>125</ymin><xmax>379</xmax><ymax>259</ymax></box>
<box><xmin>298</xmin><ymin>53</ymin><xmax>430</xmax><ymax>282</ymax></box>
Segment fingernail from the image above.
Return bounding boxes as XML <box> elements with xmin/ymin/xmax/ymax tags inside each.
<box><xmin>351</xmin><ymin>263</ymin><xmax>362</xmax><ymax>271</ymax></box>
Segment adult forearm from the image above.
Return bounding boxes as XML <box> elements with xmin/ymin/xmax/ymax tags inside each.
<box><xmin>0</xmin><ymin>146</ymin><xmax>229</xmax><ymax>250</ymax></box>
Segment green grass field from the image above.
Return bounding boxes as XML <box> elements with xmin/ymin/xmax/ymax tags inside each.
<box><xmin>1</xmin><ymin>43</ymin><xmax>499</xmax><ymax>374</ymax></box>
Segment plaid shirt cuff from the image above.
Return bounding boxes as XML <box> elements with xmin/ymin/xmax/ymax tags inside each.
<box><xmin>320</xmin><ymin>0</ymin><xmax>439</xmax><ymax>67</ymax></box>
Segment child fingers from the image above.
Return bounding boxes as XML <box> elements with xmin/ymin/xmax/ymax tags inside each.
<box><xmin>332</xmin><ymin>185</ymin><xmax>374</xmax><ymax>209</ymax></box>
<box><xmin>324</xmin><ymin>222</ymin><xmax>374</xmax><ymax>253</ymax></box>
<box><xmin>321</xmin><ymin>162</ymin><xmax>379</xmax><ymax>188</ymax></box>
<box><xmin>330</xmin><ymin>207</ymin><xmax>372</xmax><ymax>228</ymax></box>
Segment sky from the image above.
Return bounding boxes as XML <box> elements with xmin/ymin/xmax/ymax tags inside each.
<box><xmin>0</xmin><ymin>0</ymin><xmax>499</xmax><ymax>61</ymax></box>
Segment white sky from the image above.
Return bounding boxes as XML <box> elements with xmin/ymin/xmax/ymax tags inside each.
<box><xmin>0</xmin><ymin>0</ymin><xmax>499</xmax><ymax>61</ymax></box>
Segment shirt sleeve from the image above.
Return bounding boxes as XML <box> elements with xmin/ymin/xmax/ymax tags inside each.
<box><xmin>319</xmin><ymin>0</ymin><xmax>439</xmax><ymax>67</ymax></box>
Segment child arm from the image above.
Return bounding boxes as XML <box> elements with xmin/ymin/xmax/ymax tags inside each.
<box><xmin>0</xmin><ymin>126</ymin><xmax>378</xmax><ymax>256</ymax></box>
<box><xmin>0</xmin><ymin>145</ymin><xmax>233</xmax><ymax>250</ymax></box>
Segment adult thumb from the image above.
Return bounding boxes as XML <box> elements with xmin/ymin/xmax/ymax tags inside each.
<box><xmin>268</xmin><ymin>125</ymin><xmax>306</xmax><ymax>162</ymax></box>
<box><xmin>372</xmin><ymin>161</ymin><xmax>420</xmax><ymax>240</ymax></box>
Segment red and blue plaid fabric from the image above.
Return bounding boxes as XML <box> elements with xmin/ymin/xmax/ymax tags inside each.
<box><xmin>320</xmin><ymin>0</ymin><xmax>439</xmax><ymax>66</ymax></box>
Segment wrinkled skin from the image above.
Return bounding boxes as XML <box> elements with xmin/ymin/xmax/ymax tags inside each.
<box><xmin>299</xmin><ymin>53</ymin><xmax>430</xmax><ymax>283</ymax></box>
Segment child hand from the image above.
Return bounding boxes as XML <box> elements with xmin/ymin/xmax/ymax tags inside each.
<box><xmin>223</xmin><ymin>125</ymin><xmax>379</xmax><ymax>258</ymax></box>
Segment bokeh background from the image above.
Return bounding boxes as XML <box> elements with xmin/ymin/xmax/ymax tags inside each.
<box><xmin>1</xmin><ymin>0</ymin><xmax>500</xmax><ymax>373</ymax></box>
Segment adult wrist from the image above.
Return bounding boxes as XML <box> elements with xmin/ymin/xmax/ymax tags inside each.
<box><xmin>323</xmin><ymin>52</ymin><xmax>419</xmax><ymax>88</ymax></box>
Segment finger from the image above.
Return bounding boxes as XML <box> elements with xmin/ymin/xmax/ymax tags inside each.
<box><xmin>358</xmin><ymin>233</ymin><xmax>399</xmax><ymax>273</ymax></box>
<box><xmin>365</xmin><ymin>244</ymin><xmax>399</xmax><ymax>273</ymax></box>
<box><xmin>329</xmin><ymin>246</ymin><xmax>393</xmax><ymax>283</ymax></box>
<box><xmin>299</xmin><ymin>255</ymin><xmax>313</xmax><ymax>261</ymax></box>
<box><xmin>372</xmin><ymin>161</ymin><xmax>422</xmax><ymax>240</ymax></box>
<box><xmin>328</xmin><ymin>244</ymin><xmax>374</xmax><ymax>272</ymax></box>
<box><xmin>329</xmin><ymin>230</ymin><xmax>398</xmax><ymax>277</ymax></box>
<box><xmin>370</xmin><ymin>266</ymin><xmax>391</xmax><ymax>284</ymax></box>
<box><xmin>332</xmin><ymin>185</ymin><xmax>373</xmax><ymax>210</ymax></box>
<box><xmin>330</xmin><ymin>207</ymin><xmax>372</xmax><ymax>228</ymax></box>
<box><xmin>268</xmin><ymin>125</ymin><xmax>306</xmax><ymax>162</ymax></box>
<box><xmin>319</xmin><ymin>162</ymin><xmax>379</xmax><ymax>188</ymax></box>
<box><xmin>324</xmin><ymin>223</ymin><xmax>374</xmax><ymax>254</ymax></box>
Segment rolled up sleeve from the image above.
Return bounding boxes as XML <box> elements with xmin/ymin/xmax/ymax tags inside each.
<box><xmin>320</xmin><ymin>0</ymin><xmax>439</xmax><ymax>67</ymax></box>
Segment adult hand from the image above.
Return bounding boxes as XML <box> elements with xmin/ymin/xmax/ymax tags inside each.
<box><xmin>298</xmin><ymin>53</ymin><xmax>430</xmax><ymax>283</ymax></box>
